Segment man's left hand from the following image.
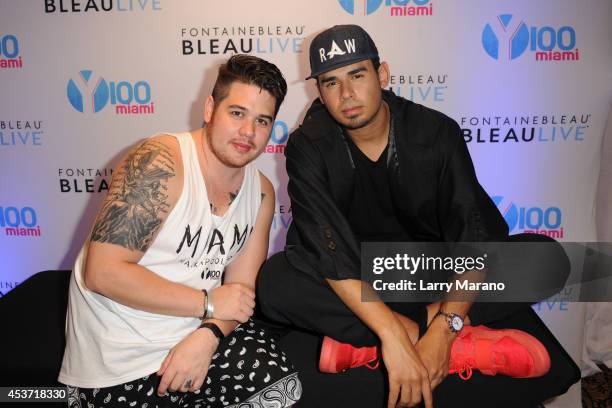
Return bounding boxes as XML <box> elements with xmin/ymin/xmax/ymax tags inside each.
<box><xmin>156</xmin><ymin>328</ymin><xmax>219</xmax><ymax>396</ymax></box>
<box><xmin>415</xmin><ymin>316</ymin><xmax>456</xmax><ymax>390</ymax></box>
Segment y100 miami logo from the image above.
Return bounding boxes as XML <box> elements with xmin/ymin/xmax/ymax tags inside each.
<box><xmin>482</xmin><ymin>14</ymin><xmax>579</xmax><ymax>62</ymax></box>
<box><xmin>264</xmin><ymin>120</ymin><xmax>289</xmax><ymax>154</ymax></box>
<box><xmin>0</xmin><ymin>35</ymin><xmax>23</xmax><ymax>69</ymax></box>
<box><xmin>492</xmin><ymin>196</ymin><xmax>564</xmax><ymax>239</ymax></box>
<box><xmin>0</xmin><ymin>206</ymin><xmax>41</xmax><ymax>237</ymax></box>
<box><xmin>338</xmin><ymin>0</ymin><xmax>432</xmax><ymax>16</ymax></box>
<box><xmin>66</xmin><ymin>70</ymin><xmax>154</xmax><ymax>115</ymax></box>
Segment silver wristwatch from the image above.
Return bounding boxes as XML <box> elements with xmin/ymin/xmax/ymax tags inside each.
<box><xmin>436</xmin><ymin>310</ymin><xmax>464</xmax><ymax>333</ymax></box>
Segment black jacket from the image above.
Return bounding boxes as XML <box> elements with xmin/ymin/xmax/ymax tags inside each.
<box><xmin>284</xmin><ymin>90</ymin><xmax>508</xmax><ymax>281</ymax></box>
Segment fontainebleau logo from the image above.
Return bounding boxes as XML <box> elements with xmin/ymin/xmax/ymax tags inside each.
<box><xmin>45</xmin><ymin>0</ymin><xmax>162</xmax><ymax>13</ymax></box>
<box><xmin>272</xmin><ymin>203</ymin><xmax>292</xmax><ymax>231</ymax></box>
<box><xmin>461</xmin><ymin>114</ymin><xmax>591</xmax><ymax>144</ymax></box>
<box><xmin>388</xmin><ymin>73</ymin><xmax>448</xmax><ymax>103</ymax></box>
<box><xmin>338</xmin><ymin>0</ymin><xmax>432</xmax><ymax>17</ymax></box>
<box><xmin>492</xmin><ymin>196</ymin><xmax>564</xmax><ymax>239</ymax></box>
<box><xmin>482</xmin><ymin>14</ymin><xmax>579</xmax><ymax>62</ymax></box>
<box><xmin>181</xmin><ymin>25</ymin><xmax>305</xmax><ymax>55</ymax></box>
<box><xmin>58</xmin><ymin>168</ymin><xmax>113</xmax><ymax>193</ymax></box>
<box><xmin>0</xmin><ymin>120</ymin><xmax>44</xmax><ymax>147</ymax></box>
<box><xmin>0</xmin><ymin>206</ymin><xmax>41</xmax><ymax>238</ymax></box>
<box><xmin>0</xmin><ymin>35</ymin><xmax>23</xmax><ymax>69</ymax></box>
<box><xmin>67</xmin><ymin>70</ymin><xmax>154</xmax><ymax>115</ymax></box>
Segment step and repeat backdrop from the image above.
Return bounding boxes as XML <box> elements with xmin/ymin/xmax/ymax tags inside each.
<box><xmin>1</xmin><ymin>1</ymin><xmax>611</xmax><ymax>406</ymax></box>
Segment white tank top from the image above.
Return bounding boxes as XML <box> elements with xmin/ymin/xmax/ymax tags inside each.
<box><xmin>59</xmin><ymin>132</ymin><xmax>262</xmax><ymax>388</ymax></box>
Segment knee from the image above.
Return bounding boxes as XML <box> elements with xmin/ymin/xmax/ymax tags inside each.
<box><xmin>256</xmin><ymin>252</ymin><xmax>295</xmax><ymax>319</ymax></box>
<box><xmin>532</xmin><ymin>235</ymin><xmax>570</xmax><ymax>285</ymax></box>
<box><xmin>257</xmin><ymin>252</ymin><xmax>287</xmax><ymax>298</ymax></box>
<box><xmin>509</xmin><ymin>233</ymin><xmax>571</xmax><ymax>290</ymax></box>
<box><xmin>216</xmin><ymin>321</ymin><xmax>303</xmax><ymax>405</ymax></box>
<box><xmin>508</xmin><ymin>233</ymin><xmax>557</xmax><ymax>244</ymax></box>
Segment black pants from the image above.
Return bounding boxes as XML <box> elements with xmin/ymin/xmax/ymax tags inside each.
<box><xmin>256</xmin><ymin>234</ymin><xmax>579</xmax><ymax>406</ymax></box>
<box><xmin>258</xmin><ymin>234</ymin><xmax>569</xmax><ymax>347</ymax></box>
<box><xmin>66</xmin><ymin>320</ymin><xmax>302</xmax><ymax>408</ymax></box>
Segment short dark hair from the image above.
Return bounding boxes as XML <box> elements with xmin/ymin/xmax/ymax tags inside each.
<box><xmin>211</xmin><ymin>54</ymin><xmax>287</xmax><ymax>117</ymax></box>
<box><xmin>371</xmin><ymin>57</ymin><xmax>380</xmax><ymax>71</ymax></box>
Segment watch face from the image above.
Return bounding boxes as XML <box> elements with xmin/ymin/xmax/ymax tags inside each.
<box><xmin>450</xmin><ymin>316</ymin><xmax>464</xmax><ymax>332</ymax></box>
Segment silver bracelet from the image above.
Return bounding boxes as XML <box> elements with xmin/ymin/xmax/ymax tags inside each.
<box><xmin>206</xmin><ymin>288</ymin><xmax>215</xmax><ymax>318</ymax></box>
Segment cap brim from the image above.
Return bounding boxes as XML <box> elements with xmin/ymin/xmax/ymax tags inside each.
<box><xmin>304</xmin><ymin>54</ymin><xmax>377</xmax><ymax>80</ymax></box>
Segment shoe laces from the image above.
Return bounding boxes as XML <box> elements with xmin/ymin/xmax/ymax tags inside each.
<box><xmin>350</xmin><ymin>348</ymin><xmax>380</xmax><ymax>370</ymax></box>
<box><xmin>451</xmin><ymin>332</ymin><xmax>476</xmax><ymax>380</ymax></box>
<box><xmin>453</xmin><ymin>337</ymin><xmax>508</xmax><ymax>380</ymax></box>
<box><xmin>457</xmin><ymin>359</ymin><xmax>475</xmax><ymax>380</ymax></box>
<box><xmin>365</xmin><ymin>359</ymin><xmax>380</xmax><ymax>370</ymax></box>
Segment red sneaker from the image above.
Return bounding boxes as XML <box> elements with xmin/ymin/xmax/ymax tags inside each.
<box><xmin>449</xmin><ymin>325</ymin><xmax>551</xmax><ymax>380</ymax></box>
<box><xmin>319</xmin><ymin>336</ymin><xmax>380</xmax><ymax>373</ymax></box>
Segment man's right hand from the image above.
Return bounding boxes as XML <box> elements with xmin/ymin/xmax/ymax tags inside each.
<box><xmin>209</xmin><ymin>283</ymin><xmax>255</xmax><ymax>323</ymax></box>
<box><xmin>380</xmin><ymin>326</ymin><xmax>433</xmax><ymax>408</ymax></box>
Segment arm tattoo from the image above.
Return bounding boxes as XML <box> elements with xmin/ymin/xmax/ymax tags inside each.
<box><xmin>91</xmin><ymin>140</ymin><xmax>175</xmax><ymax>252</ymax></box>
<box><xmin>261</xmin><ymin>193</ymin><xmax>265</xmax><ymax>202</ymax></box>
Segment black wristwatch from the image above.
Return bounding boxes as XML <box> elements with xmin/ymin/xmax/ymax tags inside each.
<box><xmin>436</xmin><ymin>310</ymin><xmax>464</xmax><ymax>333</ymax></box>
<box><xmin>199</xmin><ymin>322</ymin><xmax>225</xmax><ymax>342</ymax></box>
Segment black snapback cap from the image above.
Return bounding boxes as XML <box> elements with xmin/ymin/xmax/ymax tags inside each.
<box><xmin>306</xmin><ymin>24</ymin><xmax>379</xmax><ymax>80</ymax></box>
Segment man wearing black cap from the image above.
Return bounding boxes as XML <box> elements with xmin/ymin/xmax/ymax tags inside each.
<box><xmin>257</xmin><ymin>25</ymin><xmax>577</xmax><ymax>408</ymax></box>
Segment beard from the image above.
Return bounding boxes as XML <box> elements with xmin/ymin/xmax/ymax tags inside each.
<box><xmin>338</xmin><ymin>99</ymin><xmax>383</xmax><ymax>130</ymax></box>
<box><xmin>204</xmin><ymin>121</ymin><xmax>259</xmax><ymax>169</ymax></box>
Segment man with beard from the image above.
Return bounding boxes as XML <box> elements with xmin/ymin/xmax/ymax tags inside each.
<box><xmin>59</xmin><ymin>55</ymin><xmax>301</xmax><ymax>408</ymax></box>
<box><xmin>257</xmin><ymin>25</ymin><xmax>577</xmax><ymax>408</ymax></box>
